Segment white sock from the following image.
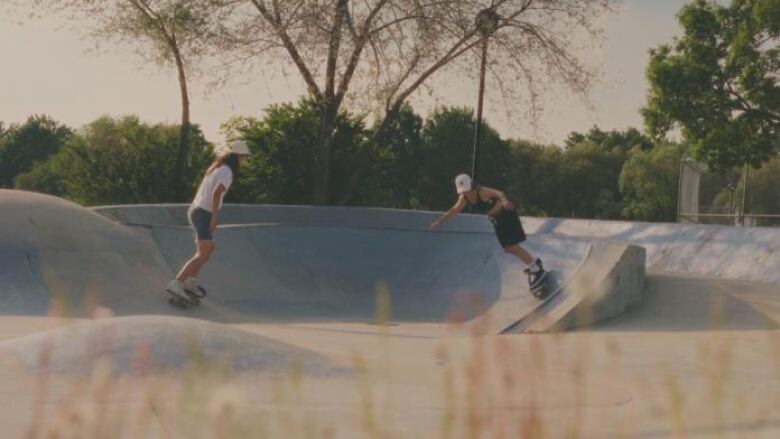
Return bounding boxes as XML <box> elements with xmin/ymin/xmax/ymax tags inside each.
<box><xmin>528</xmin><ymin>261</ymin><xmax>541</xmax><ymax>273</ymax></box>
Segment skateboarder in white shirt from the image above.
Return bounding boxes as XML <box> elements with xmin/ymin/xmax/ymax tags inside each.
<box><xmin>166</xmin><ymin>141</ymin><xmax>250</xmax><ymax>300</ymax></box>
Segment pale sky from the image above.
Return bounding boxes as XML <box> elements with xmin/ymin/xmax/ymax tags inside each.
<box><xmin>0</xmin><ymin>1</ymin><xmax>687</xmax><ymax>145</ymax></box>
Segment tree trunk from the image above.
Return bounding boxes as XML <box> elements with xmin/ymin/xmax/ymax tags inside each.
<box><xmin>174</xmin><ymin>50</ymin><xmax>191</xmax><ymax>201</ymax></box>
<box><xmin>312</xmin><ymin>102</ymin><xmax>337</xmax><ymax>205</ymax></box>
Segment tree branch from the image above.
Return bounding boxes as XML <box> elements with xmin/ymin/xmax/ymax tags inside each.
<box><xmin>248</xmin><ymin>0</ymin><xmax>323</xmax><ymax>100</ymax></box>
<box><xmin>325</xmin><ymin>0</ymin><xmax>349</xmax><ymax>102</ymax></box>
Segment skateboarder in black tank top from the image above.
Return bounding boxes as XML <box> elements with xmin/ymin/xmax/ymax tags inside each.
<box><xmin>429</xmin><ymin>173</ymin><xmax>548</xmax><ymax>292</ymax></box>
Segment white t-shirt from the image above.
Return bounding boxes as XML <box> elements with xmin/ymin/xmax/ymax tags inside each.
<box><xmin>192</xmin><ymin>165</ymin><xmax>233</xmax><ymax>212</ymax></box>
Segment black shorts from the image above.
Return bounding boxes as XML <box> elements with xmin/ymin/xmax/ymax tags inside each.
<box><xmin>188</xmin><ymin>207</ymin><xmax>213</xmax><ymax>242</ymax></box>
<box><xmin>490</xmin><ymin>208</ymin><xmax>526</xmax><ymax>248</ymax></box>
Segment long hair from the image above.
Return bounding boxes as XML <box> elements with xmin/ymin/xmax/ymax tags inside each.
<box><xmin>206</xmin><ymin>153</ymin><xmax>240</xmax><ymax>177</ymax></box>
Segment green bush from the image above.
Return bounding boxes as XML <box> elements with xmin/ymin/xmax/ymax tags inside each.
<box><xmin>16</xmin><ymin>116</ymin><xmax>213</xmax><ymax>205</ymax></box>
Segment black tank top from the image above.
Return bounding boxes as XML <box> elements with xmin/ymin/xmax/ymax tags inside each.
<box><xmin>463</xmin><ymin>185</ymin><xmax>496</xmax><ymax>214</ymax></box>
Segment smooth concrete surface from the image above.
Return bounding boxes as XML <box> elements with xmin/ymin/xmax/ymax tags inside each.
<box><xmin>0</xmin><ymin>274</ymin><xmax>777</xmax><ymax>438</ymax></box>
<box><xmin>3</xmin><ymin>190</ymin><xmax>778</xmax><ymax>438</ymax></box>
<box><xmin>1</xmin><ymin>315</ymin><xmax>347</xmax><ymax>375</ymax></box>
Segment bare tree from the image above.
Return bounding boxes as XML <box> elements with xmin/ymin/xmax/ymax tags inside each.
<box><xmin>27</xmin><ymin>0</ymin><xmax>231</xmax><ymax>199</ymax></box>
<box><xmin>217</xmin><ymin>0</ymin><xmax>619</xmax><ymax>203</ymax></box>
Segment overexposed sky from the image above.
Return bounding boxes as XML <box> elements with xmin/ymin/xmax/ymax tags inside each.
<box><xmin>0</xmin><ymin>1</ymin><xmax>687</xmax><ymax>145</ymax></box>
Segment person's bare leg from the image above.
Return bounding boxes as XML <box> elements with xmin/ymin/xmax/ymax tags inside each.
<box><xmin>503</xmin><ymin>244</ymin><xmax>534</xmax><ymax>266</ymax></box>
<box><xmin>176</xmin><ymin>241</ymin><xmax>214</xmax><ymax>281</ymax></box>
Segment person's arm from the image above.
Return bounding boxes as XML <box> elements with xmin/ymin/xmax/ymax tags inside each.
<box><xmin>430</xmin><ymin>196</ymin><xmax>468</xmax><ymax>230</ymax></box>
<box><xmin>209</xmin><ymin>184</ymin><xmax>227</xmax><ymax>233</ymax></box>
<box><xmin>479</xmin><ymin>186</ymin><xmax>514</xmax><ymax>217</ymax></box>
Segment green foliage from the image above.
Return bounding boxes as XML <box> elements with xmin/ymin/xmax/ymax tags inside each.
<box><xmin>643</xmin><ymin>0</ymin><xmax>780</xmax><ymax>173</ymax></box>
<box><xmin>619</xmin><ymin>143</ymin><xmax>683</xmax><ymax>222</ymax></box>
<box><xmin>565</xmin><ymin>126</ymin><xmax>654</xmax><ymax>152</ymax></box>
<box><xmin>0</xmin><ymin>115</ymin><xmax>72</xmax><ymax>188</ymax></box>
<box><xmin>505</xmin><ymin>140</ymin><xmax>561</xmax><ymax>216</ymax></box>
<box><xmin>17</xmin><ymin>116</ymin><xmax>213</xmax><ymax>205</ymax></box>
<box><xmin>224</xmin><ymin>104</ymin><xmax>513</xmax><ymax>211</ymax></box>
<box><xmin>713</xmin><ymin>156</ymin><xmax>780</xmax><ymax>221</ymax></box>
<box><xmin>220</xmin><ymin>99</ymin><xmax>369</xmax><ymax>205</ymax></box>
<box><xmin>415</xmin><ymin>107</ymin><xmax>511</xmax><ymax>210</ymax></box>
<box><xmin>370</xmin><ymin>105</ymin><xmax>425</xmax><ymax>208</ymax></box>
<box><xmin>15</xmin><ymin>154</ymin><xmax>69</xmax><ymax>197</ymax></box>
<box><xmin>555</xmin><ymin>142</ymin><xmax>626</xmax><ymax>219</ymax></box>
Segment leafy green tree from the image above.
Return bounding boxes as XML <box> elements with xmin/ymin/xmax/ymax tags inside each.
<box><xmin>565</xmin><ymin>126</ymin><xmax>653</xmax><ymax>152</ymax></box>
<box><xmin>14</xmin><ymin>153</ymin><xmax>69</xmax><ymax>197</ymax></box>
<box><xmin>416</xmin><ymin>107</ymin><xmax>511</xmax><ymax>210</ymax></box>
<box><xmin>554</xmin><ymin>142</ymin><xmax>625</xmax><ymax>219</ymax></box>
<box><xmin>0</xmin><ymin>115</ymin><xmax>72</xmax><ymax>188</ymax></box>
<box><xmin>221</xmin><ymin>99</ymin><xmax>369</xmax><ymax>205</ymax></box>
<box><xmin>644</xmin><ymin>0</ymin><xmax>780</xmax><ymax>173</ymax></box>
<box><xmin>619</xmin><ymin>143</ymin><xmax>682</xmax><ymax>222</ymax></box>
<box><xmin>505</xmin><ymin>139</ymin><xmax>561</xmax><ymax>216</ymax></box>
<box><xmin>18</xmin><ymin>116</ymin><xmax>213</xmax><ymax>205</ymax></box>
<box><xmin>371</xmin><ymin>105</ymin><xmax>425</xmax><ymax>208</ymax></box>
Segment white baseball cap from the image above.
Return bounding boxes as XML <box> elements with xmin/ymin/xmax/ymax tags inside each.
<box><xmin>228</xmin><ymin>140</ymin><xmax>250</xmax><ymax>155</ymax></box>
<box><xmin>215</xmin><ymin>140</ymin><xmax>251</xmax><ymax>157</ymax></box>
<box><xmin>454</xmin><ymin>173</ymin><xmax>473</xmax><ymax>194</ymax></box>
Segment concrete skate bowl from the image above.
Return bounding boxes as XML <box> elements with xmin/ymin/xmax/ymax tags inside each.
<box><xmin>94</xmin><ymin>203</ymin><xmax>645</xmax><ymax>332</ymax></box>
<box><xmin>0</xmin><ymin>190</ymin><xmax>644</xmax><ymax>333</ymax></box>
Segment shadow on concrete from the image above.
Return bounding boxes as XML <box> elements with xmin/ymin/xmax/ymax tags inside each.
<box><xmin>592</xmin><ymin>273</ymin><xmax>780</xmax><ymax>332</ymax></box>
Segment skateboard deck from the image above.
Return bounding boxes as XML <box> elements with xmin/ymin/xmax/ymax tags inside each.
<box><xmin>165</xmin><ymin>285</ymin><xmax>207</xmax><ymax>309</ymax></box>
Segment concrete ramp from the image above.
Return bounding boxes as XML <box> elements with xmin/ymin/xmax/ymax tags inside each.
<box><xmin>0</xmin><ymin>191</ymin><xmax>645</xmax><ymax>332</ymax></box>
<box><xmin>0</xmin><ymin>190</ymin><xmax>174</xmax><ymax>316</ymax></box>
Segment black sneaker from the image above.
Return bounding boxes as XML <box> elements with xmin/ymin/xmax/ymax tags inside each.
<box><xmin>528</xmin><ymin>269</ymin><xmax>548</xmax><ymax>291</ymax></box>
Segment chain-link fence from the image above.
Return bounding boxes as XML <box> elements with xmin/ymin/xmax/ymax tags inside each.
<box><xmin>677</xmin><ymin>156</ymin><xmax>780</xmax><ymax>228</ymax></box>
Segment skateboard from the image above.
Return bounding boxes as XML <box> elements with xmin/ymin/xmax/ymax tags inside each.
<box><xmin>499</xmin><ymin>270</ymin><xmax>563</xmax><ymax>333</ymax></box>
<box><xmin>166</xmin><ymin>285</ymin><xmax>207</xmax><ymax>309</ymax></box>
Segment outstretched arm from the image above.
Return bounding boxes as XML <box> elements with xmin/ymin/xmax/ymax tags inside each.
<box><xmin>430</xmin><ymin>196</ymin><xmax>468</xmax><ymax>230</ymax></box>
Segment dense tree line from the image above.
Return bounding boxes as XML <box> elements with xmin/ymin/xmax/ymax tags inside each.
<box><xmin>5</xmin><ymin>105</ymin><xmax>775</xmax><ymax>224</ymax></box>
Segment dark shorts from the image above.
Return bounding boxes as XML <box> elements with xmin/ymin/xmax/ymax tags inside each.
<box><xmin>490</xmin><ymin>208</ymin><xmax>526</xmax><ymax>248</ymax></box>
<box><xmin>188</xmin><ymin>207</ymin><xmax>213</xmax><ymax>242</ymax></box>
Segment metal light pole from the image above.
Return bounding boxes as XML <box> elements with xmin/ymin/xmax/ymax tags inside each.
<box><xmin>740</xmin><ymin>162</ymin><xmax>749</xmax><ymax>226</ymax></box>
<box><xmin>470</xmin><ymin>8</ymin><xmax>500</xmax><ymax>185</ymax></box>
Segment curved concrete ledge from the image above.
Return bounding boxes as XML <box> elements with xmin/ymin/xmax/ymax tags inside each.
<box><xmin>0</xmin><ymin>190</ymin><xmax>174</xmax><ymax>315</ymax></box>
<box><xmin>0</xmin><ymin>315</ymin><xmax>347</xmax><ymax>375</ymax></box>
<box><xmin>523</xmin><ymin>217</ymin><xmax>780</xmax><ymax>284</ymax></box>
